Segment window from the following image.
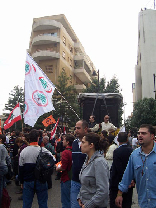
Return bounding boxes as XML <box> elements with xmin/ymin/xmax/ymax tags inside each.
<box><xmin>62</xmin><ymin>67</ymin><xmax>65</xmax><ymax>72</ymax></box>
<box><xmin>45</xmin><ymin>65</ymin><xmax>53</xmax><ymax>73</ymax></box>
<box><xmin>63</xmin><ymin>36</ymin><xmax>66</xmax><ymax>45</ymax></box>
<box><xmin>70</xmin><ymin>59</ymin><xmax>72</xmax><ymax>67</ymax></box>
<box><xmin>62</xmin><ymin>51</ymin><xmax>65</xmax><ymax>59</ymax></box>
<box><xmin>69</xmin><ymin>44</ymin><xmax>73</xmax><ymax>53</ymax></box>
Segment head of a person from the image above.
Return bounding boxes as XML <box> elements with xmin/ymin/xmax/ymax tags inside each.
<box><xmin>75</xmin><ymin>120</ymin><xmax>88</xmax><ymax>140</ymax></box>
<box><xmin>104</xmin><ymin>115</ymin><xmax>109</xmax><ymax>123</ymax></box>
<box><xmin>138</xmin><ymin>124</ymin><xmax>155</xmax><ymax>147</ymax></box>
<box><xmin>107</xmin><ymin>135</ymin><xmax>115</xmax><ymax>145</ymax></box>
<box><xmin>15</xmin><ymin>137</ymin><xmax>28</xmax><ymax>147</ymax></box>
<box><xmin>118</xmin><ymin>132</ymin><xmax>128</xmax><ymax>143</ymax></box>
<box><xmin>81</xmin><ymin>132</ymin><xmax>108</xmax><ymax>154</ymax></box>
<box><xmin>101</xmin><ymin>130</ymin><xmax>108</xmax><ymax>139</ymax></box>
<box><xmin>0</xmin><ymin>134</ymin><xmax>6</xmax><ymax>144</ymax></box>
<box><xmin>29</xmin><ymin>129</ymin><xmax>39</xmax><ymax>143</ymax></box>
<box><xmin>55</xmin><ymin>133</ymin><xmax>59</xmax><ymax>140</ymax></box>
<box><xmin>43</xmin><ymin>135</ymin><xmax>49</xmax><ymax>144</ymax></box>
<box><xmin>89</xmin><ymin>115</ymin><xmax>95</xmax><ymax>123</ymax></box>
<box><xmin>63</xmin><ymin>134</ymin><xmax>75</xmax><ymax>147</ymax></box>
<box><xmin>11</xmin><ymin>130</ymin><xmax>16</xmax><ymax>136</ymax></box>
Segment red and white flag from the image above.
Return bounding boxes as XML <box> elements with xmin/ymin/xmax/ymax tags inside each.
<box><xmin>4</xmin><ymin>103</ymin><xmax>22</xmax><ymax>130</ymax></box>
<box><xmin>50</xmin><ymin>118</ymin><xmax>59</xmax><ymax>140</ymax></box>
<box><xmin>24</xmin><ymin>53</ymin><xmax>55</xmax><ymax>127</ymax></box>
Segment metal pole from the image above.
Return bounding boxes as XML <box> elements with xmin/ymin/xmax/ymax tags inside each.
<box><xmin>97</xmin><ymin>69</ymin><xmax>99</xmax><ymax>93</ymax></box>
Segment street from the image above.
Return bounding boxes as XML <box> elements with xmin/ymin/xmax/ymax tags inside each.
<box><xmin>7</xmin><ymin>170</ymin><xmax>139</xmax><ymax>208</ymax></box>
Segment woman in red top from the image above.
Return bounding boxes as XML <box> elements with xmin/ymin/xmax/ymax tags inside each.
<box><xmin>56</xmin><ymin>134</ymin><xmax>75</xmax><ymax>208</ymax></box>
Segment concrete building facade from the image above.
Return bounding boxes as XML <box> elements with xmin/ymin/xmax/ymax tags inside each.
<box><xmin>28</xmin><ymin>14</ymin><xmax>97</xmax><ymax>92</ymax></box>
<box><xmin>134</xmin><ymin>9</ymin><xmax>156</xmax><ymax>102</ymax></box>
<box><xmin>134</xmin><ymin>9</ymin><xmax>156</xmax><ymax>103</ymax></box>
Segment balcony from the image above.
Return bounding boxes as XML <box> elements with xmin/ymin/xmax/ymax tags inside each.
<box><xmin>74</xmin><ymin>84</ymin><xmax>86</xmax><ymax>93</ymax></box>
<box><xmin>32</xmin><ymin>50</ymin><xmax>60</xmax><ymax>62</ymax></box>
<box><xmin>32</xmin><ymin>35</ymin><xmax>60</xmax><ymax>46</ymax></box>
<box><xmin>74</xmin><ymin>68</ymin><xmax>91</xmax><ymax>83</ymax></box>
<box><xmin>33</xmin><ymin>19</ymin><xmax>61</xmax><ymax>31</ymax></box>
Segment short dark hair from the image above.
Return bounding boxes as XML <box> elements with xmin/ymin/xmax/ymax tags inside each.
<box><xmin>29</xmin><ymin>129</ymin><xmax>39</xmax><ymax>142</ymax></box>
<box><xmin>107</xmin><ymin>135</ymin><xmax>115</xmax><ymax>145</ymax></box>
<box><xmin>140</xmin><ymin>124</ymin><xmax>155</xmax><ymax>136</ymax></box>
<box><xmin>0</xmin><ymin>134</ymin><xmax>6</xmax><ymax>144</ymax></box>
<box><xmin>81</xmin><ymin>120</ymin><xmax>88</xmax><ymax>129</ymax></box>
<box><xmin>101</xmin><ymin>130</ymin><xmax>108</xmax><ymax>138</ymax></box>
<box><xmin>65</xmin><ymin>134</ymin><xmax>75</xmax><ymax>146</ymax></box>
<box><xmin>118</xmin><ymin>132</ymin><xmax>128</xmax><ymax>143</ymax></box>
<box><xmin>91</xmin><ymin>115</ymin><xmax>95</xmax><ymax>120</ymax></box>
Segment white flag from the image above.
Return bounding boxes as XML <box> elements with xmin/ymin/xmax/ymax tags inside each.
<box><xmin>24</xmin><ymin>53</ymin><xmax>55</xmax><ymax>127</ymax></box>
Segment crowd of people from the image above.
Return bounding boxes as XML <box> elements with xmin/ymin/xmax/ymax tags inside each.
<box><xmin>0</xmin><ymin>115</ymin><xmax>156</xmax><ymax>208</ymax></box>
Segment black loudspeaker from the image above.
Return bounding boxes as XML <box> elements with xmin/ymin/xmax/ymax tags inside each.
<box><xmin>78</xmin><ymin>93</ymin><xmax>123</xmax><ymax>128</ymax></box>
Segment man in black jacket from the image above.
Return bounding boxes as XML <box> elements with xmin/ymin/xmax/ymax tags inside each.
<box><xmin>110</xmin><ymin>132</ymin><xmax>133</xmax><ymax>208</ymax></box>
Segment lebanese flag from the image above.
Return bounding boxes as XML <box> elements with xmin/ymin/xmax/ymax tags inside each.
<box><xmin>50</xmin><ymin>118</ymin><xmax>59</xmax><ymax>140</ymax></box>
<box><xmin>4</xmin><ymin>103</ymin><xmax>22</xmax><ymax>130</ymax></box>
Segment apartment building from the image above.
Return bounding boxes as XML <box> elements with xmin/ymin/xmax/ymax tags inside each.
<box><xmin>28</xmin><ymin>14</ymin><xmax>97</xmax><ymax>92</ymax></box>
<box><xmin>134</xmin><ymin>9</ymin><xmax>156</xmax><ymax>102</ymax></box>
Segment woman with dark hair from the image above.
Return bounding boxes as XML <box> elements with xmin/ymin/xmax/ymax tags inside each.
<box><xmin>0</xmin><ymin>134</ymin><xmax>10</xmax><ymax>206</ymax></box>
<box><xmin>78</xmin><ymin>132</ymin><xmax>109</xmax><ymax>208</ymax></box>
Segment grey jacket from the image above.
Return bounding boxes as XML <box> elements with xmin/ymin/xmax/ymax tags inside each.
<box><xmin>78</xmin><ymin>151</ymin><xmax>109</xmax><ymax>208</ymax></box>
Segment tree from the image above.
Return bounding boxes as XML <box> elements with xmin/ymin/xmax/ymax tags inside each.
<box><xmin>130</xmin><ymin>98</ymin><xmax>156</xmax><ymax>128</ymax></box>
<box><xmin>3</xmin><ymin>85</ymin><xmax>24</xmax><ymax>131</ymax></box>
<box><xmin>4</xmin><ymin>85</ymin><xmax>24</xmax><ymax>112</ymax></box>
<box><xmin>83</xmin><ymin>75</ymin><xmax>123</xmax><ymax>126</ymax></box>
<box><xmin>52</xmin><ymin>71</ymin><xmax>80</xmax><ymax>127</ymax></box>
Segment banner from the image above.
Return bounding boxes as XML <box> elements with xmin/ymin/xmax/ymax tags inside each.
<box><xmin>42</xmin><ymin>115</ymin><xmax>56</xmax><ymax>127</ymax></box>
<box><xmin>24</xmin><ymin>53</ymin><xmax>55</xmax><ymax>127</ymax></box>
<box><xmin>50</xmin><ymin>118</ymin><xmax>59</xmax><ymax>140</ymax></box>
<box><xmin>4</xmin><ymin>103</ymin><xmax>22</xmax><ymax>130</ymax></box>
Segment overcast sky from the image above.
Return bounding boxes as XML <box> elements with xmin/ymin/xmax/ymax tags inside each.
<box><xmin>0</xmin><ymin>0</ymin><xmax>154</xmax><ymax>120</ymax></box>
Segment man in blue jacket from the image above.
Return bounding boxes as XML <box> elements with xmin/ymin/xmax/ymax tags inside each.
<box><xmin>71</xmin><ymin>120</ymin><xmax>88</xmax><ymax>208</ymax></box>
<box><xmin>115</xmin><ymin>124</ymin><xmax>156</xmax><ymax>208</ymax></box>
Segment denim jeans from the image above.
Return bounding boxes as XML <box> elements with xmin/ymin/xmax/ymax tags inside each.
<box><xmin>0</xmin><ymin>166</ymin><xmax>8</xmax><ymax>207</ymax></box>
<box><xmin>61</xmin><ymin>180</ymin><xmax>71</xmax><ymax>208</ymax></box>
<box><xmin>23</xmin><ymin>180</ymin><xmax>48</xmax><ymax>208</ymax></box>
<box><xmin>70</xmin><ymin>180</ymin><xmax>81</xmax><ymax>208</ymax></box>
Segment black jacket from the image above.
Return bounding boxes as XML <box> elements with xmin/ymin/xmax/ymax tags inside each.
<box><xmin>110</xmin><ymin>144</ymin><xmax>133</xmax><ymax>190</ymax></box>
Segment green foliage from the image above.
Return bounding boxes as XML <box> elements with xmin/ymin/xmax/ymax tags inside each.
<box><xmin>83</xmin><ymin>76</ymin><xmax>120</xmax><ymax>93</ymax></box>
<box><xmin>83</xmin><ymin>75</ymin><xmax>123</xmax><ymax>126</ymax></box>
<box><xmin>130</xmin><ymin>98</ymin><xmax>156</xmax><ymax>128</ymax></box>
<box><xmin>53</xmin><ymin>71</ymin><xmax>80</xmax><ymax>127</ymax></box>
<box><xmin>5</xmin><ymin>85</ymin><xmax>24</xmax><ymax>112</ymax></box>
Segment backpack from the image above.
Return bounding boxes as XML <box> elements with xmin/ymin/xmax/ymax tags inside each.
<box><xmin>34</xmin><ymin>147</ymin><xmax>55</xmax><ymax>183</ymax></box>
<box><xmin>1</xmin><ymin>188</ymin><xmax>11</xmax><ymax>208</ymax></box>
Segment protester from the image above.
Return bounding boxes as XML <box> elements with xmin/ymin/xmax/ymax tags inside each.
<box><xmin>110</xmin><ymin>132</ymin><xmax>133</xmax><ymax>208</ymax></box>
<box><xmin>101</xmin><ymin>115</ymin><xmax>117</xmax><ymax>135</ymax></box>
<box><xmin>43</xmin><ymin>135</ymin><xmax>55</xmax><ymax>189</ymax></box>
<box><xmin>71</xmin><ymin>120</ymin><xmax>88</xmax><ymax>208</ymax></box>
<box><xmin>88</xmin><ymin>115</ymin><xmax>99</xmax><ymax>133</ymax></box>
<box><xmin>56</xmin><ymin>134</ymin><xmax>75</xmax><ymax>208</ymax></box>
<box><xmin>105</xmin><ymin>135</ymin><xmax>118</xmax><ymax>169</ymax></box>
<box><xmin>115</xmin><ymin>124</ymin><xmax>156</xmax><ymax>208</ymax></box>
<box><xmin>0</xmin><ymin>134</ymin><xmax>10</xmax><ymax>207</ymax></box>
<box><xmin>19</xmin><ymin>129</ymin><xmax>53</xmax><ymax>208</ymax></box>
<box><xmin>78</xmin><ymin>132</ymin><xmax>109</xmax><ymax>208</ymax></box>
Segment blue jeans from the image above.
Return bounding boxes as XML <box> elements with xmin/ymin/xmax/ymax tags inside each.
<box><xmin>61</xmin><ymin>180</ymin><xmax>71</xmax><ymax>208</ymax></box>
<box><xmin>70</xmin><ymin>180</ymin><xmax>81</xmax><ymax>208</ymax></box>
<box><xmin>23</xmin><ymin>180</ymin><xmax>48</xmax><ymax>208</ymax></box>
<box><xmin>0</xmin><ymin>166</ymin><xmax>8</xmax><ymax>207</ymax></box>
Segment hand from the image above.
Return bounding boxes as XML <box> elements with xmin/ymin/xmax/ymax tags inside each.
<box><xmin>82</xmin><ymin>205</ymin><xmax>85</xmax><ymax>208</ymax></box>
<box><xmin>78</xmin><ymin>199</ymin><xmax>83</xmax><ymax>207</ymax></box>
<box><xmin>115</xmin><ymin>195</ymin><xmax>123</xmax><ymax>208</ymax></box>
<box><xmin>21</xmin><ymin>184</ymin><xmax>23</xmax><ymax>189</ymax></box>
